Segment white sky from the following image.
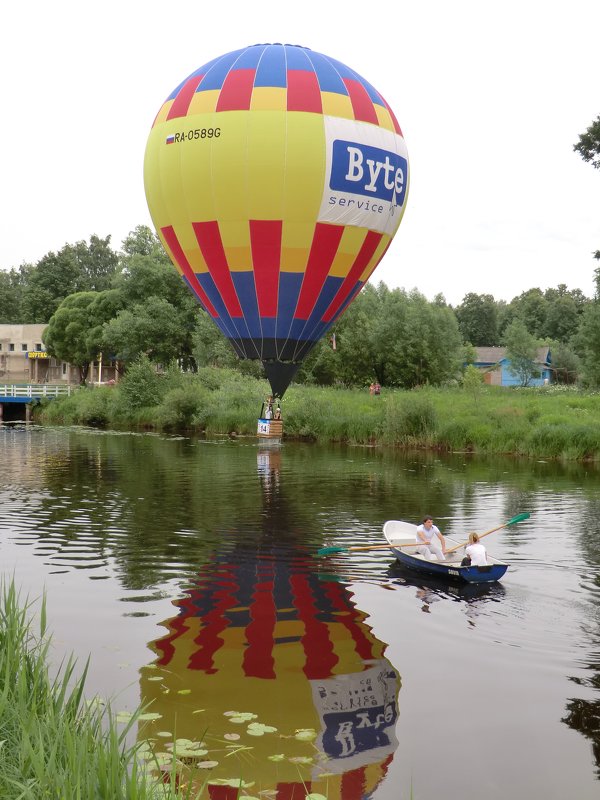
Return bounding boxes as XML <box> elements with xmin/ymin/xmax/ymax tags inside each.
<box><xmin>1</xmin><ymin>0</ymin><xmax>599</xmax><ymax>305</ymax></box>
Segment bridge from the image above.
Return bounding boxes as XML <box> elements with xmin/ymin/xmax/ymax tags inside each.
<box><xmin>0</xmin><ymin>384</ymin><xmax>77</xmax><ymax>422</ymax></box>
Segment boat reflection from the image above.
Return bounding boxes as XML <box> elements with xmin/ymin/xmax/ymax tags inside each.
<box><xmin>386</xmin><ymin>562</ymin><xmax>506</xmax><ymax>620</ymax></box>
<box><xmin>137</xmin><ymin>450</ymin><xmax>400</xmax><ymax>799</ymax></box>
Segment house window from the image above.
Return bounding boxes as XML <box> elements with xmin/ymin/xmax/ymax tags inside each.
<box><xmin>62</xmin><ymin>362</ymin><xmax>67</xmax><ymax>375</ymax></box>
<box><xmin>22</xmin><ymin>343</ymin><xmax>28</xmax><ymax>352</ymax></box>
<box><xmin>9</xmin><ymin>343</ymin><xmax>14</xmax><ymax>352</ymax></box>
<box><xmin>0</xmin><ymin>343</ymin><xmax>2</xmax><ymax>351</ymax></box>
<box><xmin>35</xmin><ymin>343</ymin><xmax>42</xmax><ymax>351</ymax></box>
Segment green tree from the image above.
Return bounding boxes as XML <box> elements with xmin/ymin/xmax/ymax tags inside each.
<box><xmin>506</xmin><ymin>288</ymin><xmax>548</xmax><ymax>338</ymax></box>
<box><xmin>573</xmin><ymin>304</ymin><xmax>600</xmax><ymax>387</ymax></box>
<box><xmin>547</xmin><ymin>340</ymin><xmax>580</xmax><ymax>384</ymax></box>
<box><xmin>574</xmin><ymin>115</ymin><xmax>600</xmax><ymax>169</ymax></box>
<box><xmin>455</xmin><ymin>293</ymin><xmax>499</xmax><ymax>345</ymax></box>
<box><xmin>462</xmin><ymin>364</ymin><xmax>484</xmax><ymax>403</ymax></box>
<box><xmin>21</xmin><ymin>236</ymin><xmax>119</xmax><ymax>323</ymax></box>
<box><xmin>120</xmin><ymin>225</ymin><xmax>164</xmax><ymax>258</ymax></box>
<box><xmin>503</xmin><ymin>319</ymin><xmax>540</xmax><ymax>386</ymax></box>
<box><xmin>574</xmin><ymin>116</ymin><xmax>600</xmax><ymax>261</ymax></box>
<box><xmin>102</xmin><ymin>296</ymin><xmax>194</xmax><ymax>367</ymax></box>
<box><xmin>0</xmin><ymin>266</ymin><xmax>29</xmax><ymax>322</ymax></box>
<box><xmin>108</xmin><ymin>249</ymin><xmax>200</xmax><ymax>370</ymax></box>
<box><xmin>543</xmin><ymin>291</ymin><xmax>582</xmax><ymax>343</ymax></box>
<box><xmin>43</xmin><ymin>292</ymin><xmax>107</xmax><ymax>383</ymax></box>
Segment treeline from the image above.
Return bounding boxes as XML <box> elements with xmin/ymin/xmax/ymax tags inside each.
<box><xmin>1</xmin><ymin>225</ymin><xmax>600</xmax><ymax>387</ymax></box>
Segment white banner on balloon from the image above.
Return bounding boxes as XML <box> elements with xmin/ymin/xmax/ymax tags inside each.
<box><xmin>318</xmin><ymin>117</ymin><xmax>409</xmax><ymax>237</ymax></box>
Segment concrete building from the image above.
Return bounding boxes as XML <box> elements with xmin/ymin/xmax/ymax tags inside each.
<box><xmin>0</xmin><ymin>324</ymin><xmax>117</xmax><ymax>384</ymax></box>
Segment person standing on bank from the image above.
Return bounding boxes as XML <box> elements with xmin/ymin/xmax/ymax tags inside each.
<box><xmin>415</xmin><ymin>515</ymin><xmax>447</xmax><ymax>561</ymax></box>
<box><xmin>461</xmin><ymin>532</ymin><xmax>487</xmax><ymax>566</ymax></box>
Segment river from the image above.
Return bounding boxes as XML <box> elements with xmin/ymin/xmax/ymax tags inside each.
<box><xmin>0</xmin><ymin>425</ymin><xmax>598</xmax><ymax>799</ymax></box>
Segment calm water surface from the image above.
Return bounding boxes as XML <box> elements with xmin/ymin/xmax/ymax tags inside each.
<box><xmin>0</xmin><ymin>426</ymin><xmax>599</xmax><ymax>800</ymax></box>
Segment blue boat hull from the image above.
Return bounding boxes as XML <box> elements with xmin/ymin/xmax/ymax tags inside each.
<box><xmin>392</xmin><ymin>548</ymin><xmax>508</xmax><ymax>584</ymax></box>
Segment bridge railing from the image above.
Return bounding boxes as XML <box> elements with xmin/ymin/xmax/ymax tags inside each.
<box><xmin>0</xmin><ymin>384</ymin><xmax>77</xmax><ymax>398</ymax></box>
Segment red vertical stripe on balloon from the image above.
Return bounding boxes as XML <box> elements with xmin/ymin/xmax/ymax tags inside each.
<box><xmin>382</xmin><ymin>97</ymin><xmax>403</xmax><ymax>135</ymax></box>
<box><xmin>290</xmin><ymin>573</ymin><xmax>338</xmax><ymax>678</ymax></box>
<box><xmin>242</xmin><ymin>571</ymin><xmax>276</xmax><ymax>678</ymax></box>
<box><xmin>295</xmin><ymin>223</ymin><xmax>345</xmax><ymax>319</ymax></box>
<box><xmin>192</xmin><ymin>221</ymin><xmax>244</xmax><ymax>317</ymax></box>
<box><xmin>161</xmin><ymin>226</ymin><xmax>218</xmax><ymax>316</ymax></box>
<box><xmin>167</xmin><ymin>74</ymin><xmax>205</xmax><ymax>120</ymax></box>
<box><xmin>216</xmin><ymin>68</ymin><xmax>256</xmax><ymax>111</ymax></box>
<box><xmin>189</xmin><ymin>575</ymin><xmax>239</xmax><ymax>674</ymax></box>
<box><xmin>343</xmin><ymin>78</ymin><xmax>379</xmax><ymax>125</ymax></box>
<box><xmin>358</xmin><ymin>239</ymin><xmax>392</xmax><ymax>289</ymax></box>
<box><xmin>322</xmin><ymin>230</ymin><xmax>383</xmax><ymax>322</ymax></box>
<box><xmin>287</xmin><ymin>70</ymin><xmax>322</xmax><ymax>113</ymax></box>
<box><xmin>323</xmin><ymin>581</ymin><xmax>377</xmax><ymax>661</ymax></box>
<box><xmin>250</xmin><ymin>220</ymin><xmax>282</xmax><ymax>317</ymax></box>
<box><xmin>208</xmin><ymin>786</ymin><xmax>239</xmax><ymax>800</ymax></box>
<box><xmin>341</xmin><ymin>767</ymin><xmax>366</xmax><ymax>800</ymax></box>
<box><xmin>276</xmin><ymin>783</ymin><xmax>312</xmax><ymax>800</ymax></box>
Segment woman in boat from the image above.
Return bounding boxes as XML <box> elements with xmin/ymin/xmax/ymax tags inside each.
<box><xmin>415</xmin><ymin>516</ymin><xmax>447</xmax><ymax>561</ymax></box>
<box><xmin>461</xmin><ymin>532</ymin><xmax>487</xmax><ymax>566</ymax></box>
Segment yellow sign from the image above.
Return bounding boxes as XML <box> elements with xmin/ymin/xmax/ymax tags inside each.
<box><xmin>27</xmin><ymin>351</ymin><xmax>49</xmax><ymax>359</ymax></box>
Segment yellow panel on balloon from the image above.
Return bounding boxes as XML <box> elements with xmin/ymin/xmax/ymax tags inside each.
<box><xmin>281</xmin><ymin>246</ymin><xmax>309</xmax><ymax>272</ymax></box>
<box><xmin>329</xmin><ymin>227</ymin><xmax>368</xmax><ymax>278</ymax></box>
<box><xmin>187</xmin><ymin>89</ymin><xmax>219</xmax><ymax>115</ymax></box>
<box><xmin>209</xmin><ymin>113</ymin><xmax>251</xmax><ymax>223</ymax></box>
<box><xmin>375</xmin><ymin>105</ymin><xmax>397</xmax><ymax>132</ymax></box>
<box><xmin>246</xmin><ymin>111</ymin><xmax>286</xmax><ymax>220</ymax></box>
<box><xmin>360</xmin><ymin>234</ymin><xmax>392</xmax><ymax>281</ymax></box>
<box><xmin>283</xmin><ymin>113</ymin><xmax>325</xmax><ymax>223</ymax></box>
<box><xmin>321</xmin><ymin>91</ymin><xmax>354</xmax><ymax>120</ymax></box>
<box><xmin>251</xmin><ymin>86</ymin><xmax>287</xmax><ymax>111</ymax></box>
<box><xmin>225</xmin><ymin>245</ymin><xmax>253</xmax><ymax>271</ymax></box>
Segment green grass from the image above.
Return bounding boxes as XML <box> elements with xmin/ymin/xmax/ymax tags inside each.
<box><xmin>0</xmin><ymin>579</ymin><xmax>192</xmax><ymax>799</ymax></box>
<box><xmin>34</xmin><ymin>370</ymin><xmax>600</xmax><ymax>460</ymax></box>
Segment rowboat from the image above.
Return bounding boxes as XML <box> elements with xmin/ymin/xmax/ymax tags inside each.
<box><xmin>383</xmin><ymin>520</ymin><xmax>509</xmax><ymax>584</ymax></box>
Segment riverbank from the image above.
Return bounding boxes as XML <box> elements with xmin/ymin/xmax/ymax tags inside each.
<box><xmin>0</xmin><ymin>580</ymin><xmax>192</xmax><ymax>799</ymax></box>
<box><xmin>35</xmin><ymin>367</ymin><xmax>600</xmax><ymax>460</ymax></box>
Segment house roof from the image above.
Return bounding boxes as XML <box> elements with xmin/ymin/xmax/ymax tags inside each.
<box><xmin>474</xmin><ymin>346</ymin><xmax>551</xmax><ymax>366</ymax></box>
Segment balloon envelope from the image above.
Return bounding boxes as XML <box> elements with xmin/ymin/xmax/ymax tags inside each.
<box><xmin>144</xmin><ymin>44</ymin><xmax>409</xmax><ymax>396</ymax></box>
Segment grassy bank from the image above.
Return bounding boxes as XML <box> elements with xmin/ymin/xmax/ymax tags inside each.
<box><xmin>0</xmin><ymin>580</ymin><xmax>187</xmax><ymax>799</ymax></box>
<box><xmin>35</xmin><ymin>366</ymin><xmax>600</xmax><ymax>460</ymax></box>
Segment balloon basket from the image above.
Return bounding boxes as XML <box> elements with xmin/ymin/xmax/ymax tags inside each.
<box><xmin>257</xmin><ymin>418</ymin><xmax>283</xmax><ymax>441</ymax></box>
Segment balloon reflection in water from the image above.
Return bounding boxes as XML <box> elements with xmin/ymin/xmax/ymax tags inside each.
<box><xmin>139</xmin><ymin>552</ymin><xmax>400</xmax><ymax>798</ymax></box>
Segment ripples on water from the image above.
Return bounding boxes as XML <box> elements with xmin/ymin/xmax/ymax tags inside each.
<box><xmin>0</xmin><ymin>426</ymin><xmax>599</xmax><ymax>799</ymax></box>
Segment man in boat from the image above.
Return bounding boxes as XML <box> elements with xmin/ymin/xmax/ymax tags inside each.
<box><xmin>415</xmin><ymin>515</ymin><xmax>447</xmax><ymax>561</ymax></box>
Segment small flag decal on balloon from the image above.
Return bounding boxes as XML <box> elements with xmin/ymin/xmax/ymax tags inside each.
<box><xmin>165</xmin><ymin>134</ymin><xmax>175</xmax><ymax>144</ymax></box>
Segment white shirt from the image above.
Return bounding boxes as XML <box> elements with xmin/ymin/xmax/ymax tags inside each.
<box><xmin>416</xmin><ymin>523</ymin><xmax>441</xmax><ymax>543</ymax></box>
<box><xmin>465</xmin><ymin>542</ymin><xmax>487</xmax><ymax>566</ymax></box>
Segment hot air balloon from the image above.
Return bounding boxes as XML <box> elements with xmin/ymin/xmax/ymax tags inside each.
<box><xmin>144</xmin><ymin>43</ymin><xmax>409</xmax><ymax>399</ymax></box>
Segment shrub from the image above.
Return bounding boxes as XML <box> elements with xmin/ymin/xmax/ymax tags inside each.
<box><xmin>119</xmin><ymin>355</ymin><xmax>164</xmax><ymax>410</ymax></box>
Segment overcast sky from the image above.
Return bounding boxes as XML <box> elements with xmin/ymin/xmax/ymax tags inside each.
<box><xmin>1</xmin><ymin>0</ymin><xmax>599</xmax><ymax>305</ymax></box>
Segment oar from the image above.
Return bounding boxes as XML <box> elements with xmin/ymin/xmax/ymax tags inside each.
<box><xmin>445</xmin><ymin>512</ymin><xmax>530</xmax><ymax>555</ymax></box>
<box><xmin>318</xmin><ymin>541</ymin><xmax>420</xmax><ymax>556</ymax></box>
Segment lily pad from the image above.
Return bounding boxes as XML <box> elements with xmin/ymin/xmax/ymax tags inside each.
<box><xmin>247</xmin><ymin>722</ymin><xmax>277</xmax><ymax>736</ymax></box>
<box><xmin>138</xmin><ymin>712</ymin><xmax>162</xmax><ymax>721</ymax></box>
<box><xmin>294</xmin><ymin>728</ymin><xmax>317</xmax><ymax>741</ymax></box>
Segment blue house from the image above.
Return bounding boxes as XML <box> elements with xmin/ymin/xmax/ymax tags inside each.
<box><xmin>473</xmin><ymin>346</ymin><xmax>553</xmax><ymax>387</ymax></box>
